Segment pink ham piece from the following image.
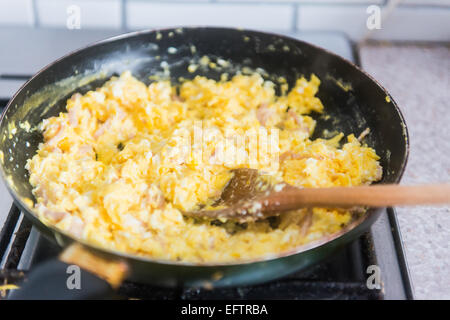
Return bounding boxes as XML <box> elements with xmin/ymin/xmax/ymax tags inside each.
<box><xmin>43</xmin><ymin>209</ymin><xmax>68</xmax><ymax>223</ymax></box>
<box><xmin>256</xmin><ymin>103</ymin><xmax>274</xmax><ymax>127</ymax></box>
<box><xmin>69</xmin><ymin>216</ymin><xmax>85</xmax><ymax>238</ymax></box>
<box><xmin>93</xmin><ymin>119</ymin><xmax>111</xmax><ymax>139</ymax></box>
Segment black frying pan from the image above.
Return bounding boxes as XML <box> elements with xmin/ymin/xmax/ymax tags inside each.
<box><xmin>1</xmin><ymin>27</ymin><xmax>408</xmax><ymax>299</ymax></box>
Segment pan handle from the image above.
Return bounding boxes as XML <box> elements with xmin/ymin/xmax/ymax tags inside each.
<box><xmin>8</xmin><ymin>259</ymin><xmax>120</xmax><ymax>299</ymax></box>
<box><xmin>8</xmin><ymin>243</ymin><xmax>128</xmax><ymax>300</ymax></box>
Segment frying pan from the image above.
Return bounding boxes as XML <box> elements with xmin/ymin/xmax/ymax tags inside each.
<box><xmin>0</xmin><ymin>27</ymin><xmax>408</xmax><ymax>299</ymax></box>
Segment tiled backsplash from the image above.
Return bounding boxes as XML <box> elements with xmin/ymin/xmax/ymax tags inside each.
<box><xmin>0</xmin><ymin>0</ymin><xmax>449</xmax><ymax>41</ymax></box>
<box><xmin>126</xmin><ymin>2</ymin><xmax>293</xmax><ymax>31</ymax></box>
<box><xmin>36</xmin><ymin>0</ymin><xmax>123</xmax><ymax>29</ymax></box>
<box><xmin>0</xmin><ymin>0</ymin><xmax>35</xmax><ymax>26</ymax></box>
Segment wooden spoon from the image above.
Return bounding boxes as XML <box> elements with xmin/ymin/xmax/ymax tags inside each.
<box><xmin>184</xmin><ymin>168</ymin><xmax>450</xmax><ymax>223</ymax></box>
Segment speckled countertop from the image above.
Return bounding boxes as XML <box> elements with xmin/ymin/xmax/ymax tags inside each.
<box><xmin>360</xmin><ymin>43</ymin><xmax>450</xmax><ymax>300</ymax></box>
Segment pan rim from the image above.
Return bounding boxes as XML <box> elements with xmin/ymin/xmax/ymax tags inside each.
<box><xmin>0</xmin><ymin>26</ymin><xmax>409</xmax><ymax>268</ymax></box>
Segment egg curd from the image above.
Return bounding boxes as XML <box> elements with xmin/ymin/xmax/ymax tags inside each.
<box><xmin>26</xmin><ymin>71</ymin><xmax>382</xmax><ymax>263</ymax></box>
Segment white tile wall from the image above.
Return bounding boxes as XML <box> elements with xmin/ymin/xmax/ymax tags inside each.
<box><xmin>372</xmin><ymin>7</ymin><xmax>450</xmax><ymax>41</ymax></box>
<box><xmin>297</xmin><ymin>5</ymin><xmax>370</xmax><ymax>40</ymax></box>
<box><xmin>126</xmin><ymin>2</ymin><xmax>293</xmax><ymax>31</ymax></box>
<box><xmin>36</xmin><ymin>0</ymin><xmax>122</xmax><ymax>29</ymax></box>
<box><xmin>0</xmin><ymin>0</ymin><xmax>448</xmax><ymax>42</ymax></box>
<box><xmin>0</xmin><ymin>0</ymin><xmax>34</xmax><ymax>26</ymax></box>
<box><xmin>297</xmin><ymin>4</ymin><xmax>450</xmax><ymax>41</ymax></box>
<box><xmin>218</xmin><ymin>0</ymin><xmax>384</xmax><ymax>3</ymax></box>
<box><xmin>402</xmin><ymin>0</ymin><xmax>450</xmax><ymax>6</ymax></box>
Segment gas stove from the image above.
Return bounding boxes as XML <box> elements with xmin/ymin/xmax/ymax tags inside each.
<box><xmin>0</xmin><ymin>28</ymin><xmax>413</xmax><ymax>300</ymax></box>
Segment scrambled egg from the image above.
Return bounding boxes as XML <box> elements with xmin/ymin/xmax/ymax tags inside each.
<box><xmin>26</xmin><ymin>71</ymin><xmax>382</xmax><ymax>263</ymax></box>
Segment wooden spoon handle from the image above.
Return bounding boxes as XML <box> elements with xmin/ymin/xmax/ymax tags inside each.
<box><xmin>266</xmin><ymin>184</ymin><xmax>450</xmax><ymax>211</ymax></box>
<box><xmin>187</xmin><ymin>183</ymin><xmax>450</xmax><ymax>223</ymax></box>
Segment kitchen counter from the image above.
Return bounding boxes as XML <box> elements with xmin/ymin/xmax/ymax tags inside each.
<box><xmin>360</xmin><ymin>43</ymin><xmax>450</xmax><ymax>299</ymax></box>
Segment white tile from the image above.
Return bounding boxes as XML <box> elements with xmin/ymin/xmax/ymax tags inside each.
<box><xmin>297</xmin><ymin>5</ymin><xmax>450</xmax><ymax>41</ymax></box>
<box><xmin>126</xmin><ymin>2</ymin><xmax>293</xmax><ymax>31</ymax></box>
<box><xmin>36</xmin><ymin>0</ymin><xmax>122</xmax><ymax>29</ymax></box>
<box><xmin>219</xmin><ymin>0</ymin><xmax>447</xmax><ymax>5</ymax></box>
<box><xmin>402</xmin><ymin>0</ymin><xmax>450</xmax><ymax>6</ymax></box>
<box><xmin>371</xmin><ymin>8</ymin><xmax>450</xmax><ymax>41</ymax></box>
<box><xmin>0</xmin><ymin>0</ymin><xmax>34</xmax><ymax>26</ymax></box>
<box><xmin>297</xmin><ymin>5</ymin><xmax>369</xmax><ymax>40</ymax></box>
<box><xmin>148</xmin><ymin>0</ymin><xmax>210</xmax><ymax>1</ymax></box>
<box><xmin>219</xmin><ymin>0</ymin><xmax>384</xmax><ymax>3</ymax></box>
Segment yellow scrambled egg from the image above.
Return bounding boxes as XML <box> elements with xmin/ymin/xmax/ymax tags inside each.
<box><xmin>26</xmin><ymin>71</ymin><xmax>382</xmax><ymax>263</ymax></box>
